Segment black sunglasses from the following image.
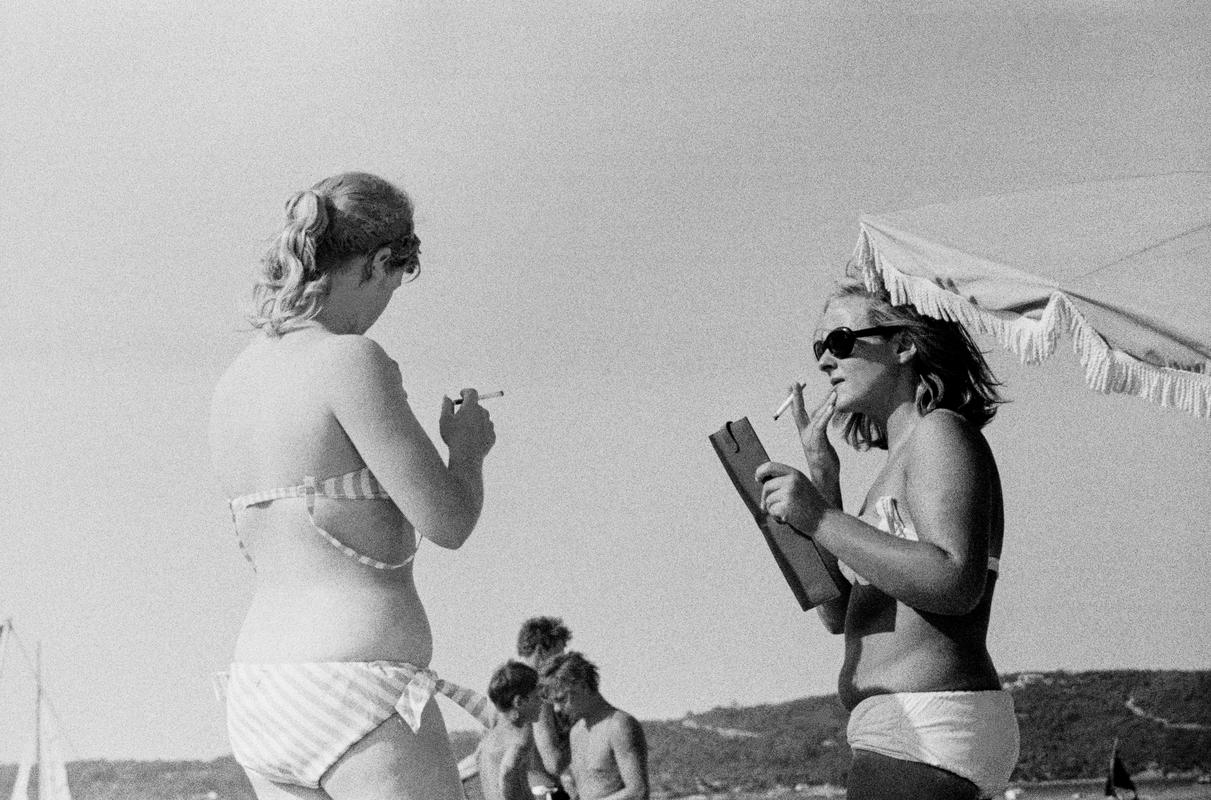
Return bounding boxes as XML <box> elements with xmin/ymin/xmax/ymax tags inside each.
<box><xmin>813</xmin><ymin>326</ymin><xmax>906</xmax><ymax>360</ymax></box>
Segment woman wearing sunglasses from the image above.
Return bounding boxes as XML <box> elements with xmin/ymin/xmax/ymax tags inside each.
<box><xmin>756</xmin><ymin>277</ymin><xmax>1018</xmax><ymax>800</ymax></box>
<box><xmin>209</xmin><ymin>172</ymin><xmax>496</xmax><ymax>800</ymax></box>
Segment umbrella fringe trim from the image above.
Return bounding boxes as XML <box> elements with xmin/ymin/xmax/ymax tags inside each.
<box><xmin>854</xmin><ymin>234</ymin><xmax>1211</xmax><ymax>418</ymax></box>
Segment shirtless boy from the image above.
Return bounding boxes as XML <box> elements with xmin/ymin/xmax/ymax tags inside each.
<box><xmin>541</xmin><ymin>652</ymin><xmax>649</xmax><ymax>800</ymax></box>
<box><xmin>478</xmin><ymin>661</ymin><xmax>544</xmax><ymax>800</ymax></box>
<box><xmin>517</xmin><ymin>617</ymin><xmax>573</xmax><ymax>799</ymax></box>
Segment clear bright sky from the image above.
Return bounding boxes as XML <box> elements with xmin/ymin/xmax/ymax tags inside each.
<box><xmin>1</xmin><ymin>1</ymin><xmax>1208</xmax><ymax>763</ymax></box>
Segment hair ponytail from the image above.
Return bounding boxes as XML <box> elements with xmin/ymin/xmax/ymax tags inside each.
<box><xmin>249</xmin><ymin>173</ymin><xmax>415</xmax><ymax>335</ymax></box>
<box><xmin>281</xmin><ymin>189</ymin><xmax>330</xmax><ymax>274</ymax></box>
<box><xmin>251</xmin><ymin>190</ymin><xmax>333</xmax><ymax>335</ymax></box>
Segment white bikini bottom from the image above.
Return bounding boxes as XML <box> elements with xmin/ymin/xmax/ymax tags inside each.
<box><xmin>846</xmin><ymin>689</ymin><xmax>1019</xmax><ymax>799</ymax></box>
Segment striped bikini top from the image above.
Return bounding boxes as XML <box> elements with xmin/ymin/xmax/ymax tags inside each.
<box><xmin>228</xmin><ymin>467</ymin><xmax>418</xmax><ymax>571</ymax></box>
<box><xmin>838</xmin><ymin>496</ymin><xmax>1001</xmax><ymax>586</ymax></box>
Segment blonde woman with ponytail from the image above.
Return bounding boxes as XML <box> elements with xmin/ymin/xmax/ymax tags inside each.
<box><xmin>209</xmin><ymin>172</ymin><xmax>496</xmax><ymax>800</ymax></box>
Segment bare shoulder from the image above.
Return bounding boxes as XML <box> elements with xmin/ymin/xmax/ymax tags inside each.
<box><xmin>909</xmin><ymin>409</ymin><xmax>994</xmax><ymax>466</ymax></box>
<box><xmin>608</xmin><ymin>709</ymin><xmax>646</xmax><ymax>744</ymax></box>
<box><xmin>315</xmin><ymin>334</ymin><xmax>396</xmax><ymax>370</ymax></box>
<box><xmin>904</xmin><ymin>410</ymin><xmax>1002</xmax><ymax>533</ymax></box>
<box><xmin>313</xmin><ymin>335</ymin><xmax>405</xmax><ymax>396</ymax></box>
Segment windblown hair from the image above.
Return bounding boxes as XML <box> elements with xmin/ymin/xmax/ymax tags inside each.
<box><xmin>251</xmin><ymin>172</ymin><xmax>418</xmax><ymax>335</ymax></box>
<box><xmin>541</xmin><ymin>651</ymin><xmax>599</xmax><ymax>694</ymax></box>
<box><xmin>829</xmin><ymin>275</ymin><xmax>1005</xmax><ymax>451</ymax></box>
<box><xmin>487</xmin><ymin>660</ymin><xmax>539</xmax><ymax>712</ymax></box>
<box><xmin>516</xmin><ymin>616</ymin><xmax>572</xmax><ymax>659</ymax></box>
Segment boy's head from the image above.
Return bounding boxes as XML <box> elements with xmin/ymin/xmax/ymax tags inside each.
<box><xmin>540</xmin><ymin>651</ymin><xmax>599</xmax><ymax>722</ymax></box>
<box><xmin>487</xmin><ymin>660</ymin><xmax>542</xmax><ymax>723</ymax></box>
<box><xmin>516</xmin><ymin>616</ymin><xmax>572</xmax><ymax>667</ymax></box>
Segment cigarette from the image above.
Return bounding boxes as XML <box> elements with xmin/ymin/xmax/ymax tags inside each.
<box><xmin>773</xmin><ymin>390</ymin><xmax>795</xmax><ymax>421</ymax></box>
<box><xmin>453</xmin><ymin>390</ymin><xmax>504</xmax><ymax>405</ymax></box>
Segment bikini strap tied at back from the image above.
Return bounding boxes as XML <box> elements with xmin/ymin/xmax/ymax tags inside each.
<box><xmin>228</xmin><ymin>468</ymin><xmax>418</xmax><ymax>571</ymax></box>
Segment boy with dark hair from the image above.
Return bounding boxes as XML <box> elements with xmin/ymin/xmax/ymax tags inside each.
<box><xmin>542</xmin><ymin>652</ymin><xmax>649</xmax><ymax>800</ymax></box>
<box><xmin>479</xmin><ymin>661</ymin><xmax>543</xmax><ymax>800</ymax></box>
<box><xmin>516</xmin><ymin>617</ymin><xmax>574</xmax><ymax>800</ymax></box>
<box><xmin>516</xmin><ymin>616</ymin><xmax>572</xmax><ymax>665</ymax></box>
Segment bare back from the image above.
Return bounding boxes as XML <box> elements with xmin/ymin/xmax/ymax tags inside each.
<box><xmin>210</xmin><ymin>329</ymin><xmax>432</xmax><ymax>665</ymax></box>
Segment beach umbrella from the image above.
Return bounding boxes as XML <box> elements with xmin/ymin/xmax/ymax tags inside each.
<box><xmin>852</xmin><ymin>171</ymin><xmax>1211</xmax><ymax>418</ymax></box>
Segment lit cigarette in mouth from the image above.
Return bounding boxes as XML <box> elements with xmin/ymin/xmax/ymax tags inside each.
<box><xmin>453</xmin><ymin>390</ymin><xmax>505</xmax><ymax>405</ymax></box>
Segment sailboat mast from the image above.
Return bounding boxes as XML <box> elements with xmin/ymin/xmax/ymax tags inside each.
<box><xmin>0</xmin><ymin>619</ymin><xmax>9</xmax><ymax>680</ymax></box>
<box><xmin>36</xmin><ymin>642</ymin><xmax>43</xmax><ymax>798</ymax></box>
<box><xmin>8</xmin><ymin>632</ymin><xmax>71</xmax><ymax>800</ymax></box>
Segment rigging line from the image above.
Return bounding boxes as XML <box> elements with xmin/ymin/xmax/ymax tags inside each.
<box><xmin>0</xmin><ymin>619</ymin><xmax>9</xmax><ymax>687</ymax></box>
<box><xmin>6</xmin><ymin>623</ymin><xmax>81</xmax><ymax>760</ymax></box>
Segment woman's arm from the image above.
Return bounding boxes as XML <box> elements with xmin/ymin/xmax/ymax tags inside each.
<box><xmin>322</xmin><ymin>335</ymin><xmax>495</xmax><ymax>550</ymax></box>
<box><xmin>787</xmin><ymin>385</ymin><xmax>851</xmax><ymax>632</ymax></box>
<box><xmin>759</xmin><ymin>412</ymin><xmax>993</xmax><ymax>615</ymax></box>
<box><xmin>814</xmin><ymin>552</ymin><xmax>851</xmax><ymax>634</ymax></box>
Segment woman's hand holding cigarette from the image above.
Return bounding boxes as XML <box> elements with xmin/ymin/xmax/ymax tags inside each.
<box><xmin>452</xmin><ymin>390</ymin><xmax>503</xmax><ymax>405</ymax></box>
<box><xmin>791</xmin><ymin>384</ymin><xmax>842</xmax><ymax>509</ymax></box>
<box><xmin>440</xmin><ymin>388</ymin><xmax>496</xmax><ymax>461</ymax></box>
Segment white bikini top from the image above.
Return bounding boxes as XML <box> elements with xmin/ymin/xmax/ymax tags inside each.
<box><xmin>838</xmin><ymin>496</ymin><xmax>1000</xmax><ymax>586</ymax></box>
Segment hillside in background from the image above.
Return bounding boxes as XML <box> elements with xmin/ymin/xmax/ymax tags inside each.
<box><xmin>634</xmin><ymin>669</ymin><xmax>1210</xmax><ymax>796</ymax></box>
<box><xmin>1</xmin><ymin>670</ymin><xmax>1207</xmax><ymax>799</ymax></box>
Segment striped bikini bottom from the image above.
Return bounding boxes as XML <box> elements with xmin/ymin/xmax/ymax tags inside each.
<box><xmin>219</xmin><ymin>661</ymin><xmax>494</xmax><ymax>788</ymax></box>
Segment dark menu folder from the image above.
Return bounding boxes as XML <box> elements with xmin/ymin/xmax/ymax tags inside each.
<box><xmin>709</xmin><ymin>417</ymin><xmax>845</xmax><ymax>611</ymax></box>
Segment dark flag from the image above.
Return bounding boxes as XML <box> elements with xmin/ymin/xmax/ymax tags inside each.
<box><xmin>1103</xmin><ymin>740</ymin><xmax>1137</xmax><ymax>799</ymax></box>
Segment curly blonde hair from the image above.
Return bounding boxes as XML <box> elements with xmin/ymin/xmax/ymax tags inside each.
<box><xmin>251</xmin><ymin>172</ymin><xmax>418</xmax><ymax>335</ymax></box>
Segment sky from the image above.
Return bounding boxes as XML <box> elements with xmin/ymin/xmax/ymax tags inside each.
<box><xmin>1</xmin><ymin>0</ymin><xmax>1208</xmax><ymax>763</ymax></box>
